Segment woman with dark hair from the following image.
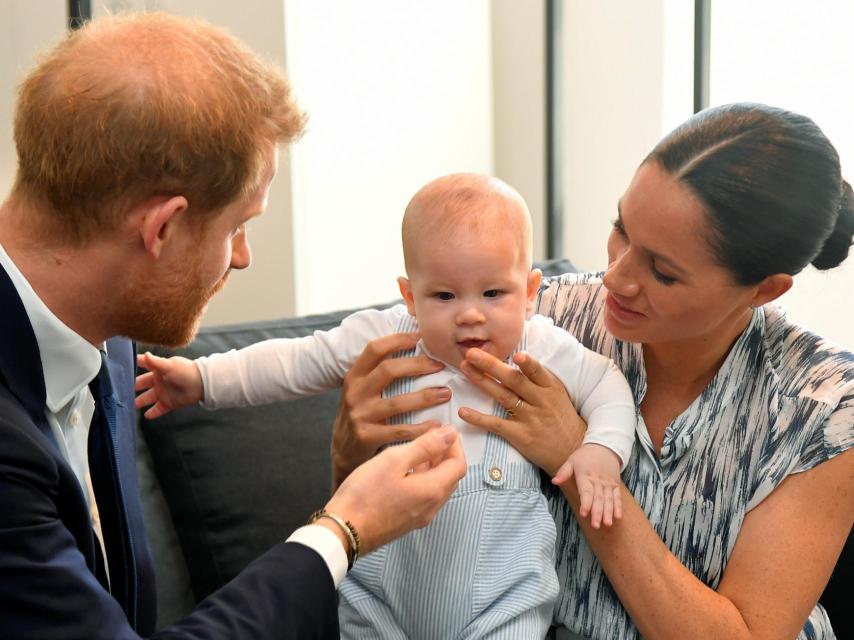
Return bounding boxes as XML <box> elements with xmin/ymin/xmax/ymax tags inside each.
<box><xmin>331</xmin><ymin>103</ymin><xmax>854</xmax><ymax>639</ymax></box>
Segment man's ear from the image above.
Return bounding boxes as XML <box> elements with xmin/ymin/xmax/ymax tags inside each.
<box><xmin>139</xmin><ymin>196</ymin><xmax>189</xmax><ymax>259</ymax></box>
<box><xmin>526</xmin><ymin>268</ymin><xmax>543</xmax><ymax>312</ymax></box>
<box><xmin>750</xmin><ymin>273</ymin><xmax>793</xmax><ymax>307</ymax></box>
<box><xmin>397</xmin><ymin>276</ymin><xmax>417</xmax><ymax>316</ymax></box>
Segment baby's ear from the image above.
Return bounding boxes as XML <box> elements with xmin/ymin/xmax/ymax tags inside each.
<box><xmin>397</xmin><ymin>276</ymin><xmax>417</xmax><ymax>316</ymax></box>
<box><xmin>526</xmin><ymin>268</ymin><xmax>542</xmax><ymax>312</ymax></box>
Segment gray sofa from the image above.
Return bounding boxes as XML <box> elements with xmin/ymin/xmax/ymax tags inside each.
<box><xmin>136</xmin><ymin>301</ymin><xmax>384</xmax><ymax>626</ymax></box>
<box><xmin>134</xmin><ymin>258</ymin><xmax>850</xmax><ymax>635</ymax></box>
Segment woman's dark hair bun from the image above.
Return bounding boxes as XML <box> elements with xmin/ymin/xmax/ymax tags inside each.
<box><xmin>812</xmin><ymin>180</ymin><xmax>854</xmax><ymax>270</ymax></box>
<box><xmin>648</xmin><ymin>103</ymin><xmax>853</xmax><ymax>283</ymax></box>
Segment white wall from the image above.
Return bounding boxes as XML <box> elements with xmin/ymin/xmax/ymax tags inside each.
<box><xmin>0</xmin><ymin>1</ymin><xmax>67</xmax><ymax>197</ymax></box>
<box><xmin>710</xmin><ymin>0</ymin><xmax>854</xmax><ymax>349</ymax></box>
<box><xmin>560</xmin><ymin>0</ymin><xmax>673</xmax><ymax>272</ymax></box>
<box><xmin>283</xmin><ymin>0</ymin><xmax>495</xmax><ymax>313</ymax></box>
<box><xmin>0</xmin><ymin>1</ymin><xmax>500</xmax><ymax>323</ymax></box>
<box><xmin>491</xmin><ymin>0</ymin><xmax>547</xmax><ymax>261</ymax></box>
<box><xmin>10</xmin><ymin>3</ymin><xmax>848</xmax><ymax>347</ymax></box>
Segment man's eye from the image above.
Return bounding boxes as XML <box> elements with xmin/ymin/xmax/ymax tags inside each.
<box><xmin>483</xmin><ymin>290</ymin><xmax>501</xmax><ymax>298</ymax></box>
<box><xmin>436</xmin><ymin>292</ymin><xmax>454</xmax><ymax>301</ymax></box>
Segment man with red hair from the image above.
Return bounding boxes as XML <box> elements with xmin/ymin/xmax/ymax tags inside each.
<box><xmin>0</xmin><ymin>12</ymin><xmax>465</xmax><ymax>638</ymax></box>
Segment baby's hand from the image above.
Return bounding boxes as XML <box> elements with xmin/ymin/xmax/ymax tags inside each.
<box><xmin>552</xmin><ymin>443</ymin><xmax>622</xmax><ymax>529</ymax></box>
<box><xmin>135</xmin><ymin>352</ymin><xmax>203</xmax><ymax>419</ymax></box>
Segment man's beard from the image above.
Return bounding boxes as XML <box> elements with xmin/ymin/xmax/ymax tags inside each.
<box><xmin>119</xmin><ymin>265</ymin><xmax>231</xmax><ymax>348</ymax></box>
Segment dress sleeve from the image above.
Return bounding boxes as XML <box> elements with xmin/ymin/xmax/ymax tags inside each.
<box><xmin>535</xmin><ymin>272</ymin><xmax>611</xmax><ymax>354</ymax></box>
<box><xmin>747</xmin><ymin>388</ymin><xmax>854</xmax><ymax>511</ymax></box>
<box><xmin>196</xmin><ymin>306</ymin><xmax>402</xmax><ymax>409</ymax></box>
<box><xmin>795</xmin><ymin>390</ymin><xmax>854</xmax><ymax>474</ymax></box>
<box><xmin>531</xmin><ymin>316</ymin><xmax>637</xmax><ymax>469</ymax></box>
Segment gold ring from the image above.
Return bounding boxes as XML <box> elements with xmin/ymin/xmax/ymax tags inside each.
<box><xmin>506</xmin><ymin>397</ymin><xmax>524</xmax><ymax>418</ymax></box>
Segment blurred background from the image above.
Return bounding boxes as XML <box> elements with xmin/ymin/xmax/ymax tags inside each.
<box><xmin>3</xmin><ymin>1</ymin><xmax>852</xmax><ymax>348</ymax></box>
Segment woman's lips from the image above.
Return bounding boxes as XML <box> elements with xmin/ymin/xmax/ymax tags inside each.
<box><xmin>605</xmin><ymin>293</ymin><xmax>645</xmax><ymax>321</ymax></box>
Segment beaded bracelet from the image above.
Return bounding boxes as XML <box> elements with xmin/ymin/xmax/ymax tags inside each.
<box><xmin>307</xmin><ymin>509</ymin><xmax>361</xmax><ymax>570</ymax></box>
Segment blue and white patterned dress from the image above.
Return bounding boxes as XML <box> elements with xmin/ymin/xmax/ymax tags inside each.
<box><xmin>536</xmin><ymin>273</ymin><xmax>854</xmax><ymax>640</ymax></box>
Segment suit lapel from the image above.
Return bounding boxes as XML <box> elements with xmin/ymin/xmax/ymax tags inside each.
<box><xmin>0</xmin><ymin>263</ymin><xmax>155</xmax><ymax>633</ymax></box>
<box><xmin>0</xmin><ymin>263</ymin><xmax>56</xmax><ymax>443</ymax></box>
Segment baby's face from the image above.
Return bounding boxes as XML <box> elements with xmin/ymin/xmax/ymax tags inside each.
<box><xmin>399</xmin><ymin>230</ymin><xmax>540</xmax><ymax>368</ymax></box>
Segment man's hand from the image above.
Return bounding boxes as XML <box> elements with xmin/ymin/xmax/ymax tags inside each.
<box><xmin>135</xmin><ymin>352</ymin><xmax>204</xmax><ymax>419</ymax></box>
<box><xmin>331</xmin><ymin>332</ymin><xmax>451</xmax><ymax>487</ymax></box>
<box><xmin>325</xmin><ymin>425</ymin><xmax>466</xmax><ymax>554</ymax></box>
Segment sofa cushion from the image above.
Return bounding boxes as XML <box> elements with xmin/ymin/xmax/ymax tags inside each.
<box><xmin>139</xmin><ymin>306</ymin><xmax>376</xmax><ymax>605</ymax></box>
<box><xmin>138</xmin><ymin>258</ymin><xmax>579</xmax><ymax>619</ymax></box>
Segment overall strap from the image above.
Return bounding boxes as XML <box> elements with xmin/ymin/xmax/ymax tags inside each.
<box><xmin>383</xmin><ymin>313</ymin><xmax>418</xmax><ymax>426</ymax></box>
<box><xmin>481</xmin><ymin>326</ymin><xmax>529</xmax><ymax>488</ymax></box>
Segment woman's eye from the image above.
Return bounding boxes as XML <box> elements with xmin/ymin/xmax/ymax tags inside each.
<box><xmin>483</xmin><ymin>289</ymin><xmax>501</xmax><ymax>298</ymax></box>
<box><xmin>611</xmin><ymin>217</ymin><xmax>626</xmax><ymax>236</ymax></box>
<box><xmin>436</xmin><ymin>292</ymin><xmax>454</xmax><ymax>301</ymax></box>
<box><xmin>652</xmin><ymin>266</ymin><xmax>677</xmax><ymax>285</ymax></box>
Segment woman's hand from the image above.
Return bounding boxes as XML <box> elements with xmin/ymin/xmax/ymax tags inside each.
<box><xmin>458</xmin><ymin>348</ymin><xmax>586</xmax><ymax>476</ymax></box>
<box><xmin>331</xmin><ymin>332</ymin><xmax>451</xmax><ymax>488</ymax></box>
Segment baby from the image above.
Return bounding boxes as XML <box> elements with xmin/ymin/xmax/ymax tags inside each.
<box><xmin>136</xmin><ymin>173</ymin><xmax>636</xmax><ymax>639</ymax></box>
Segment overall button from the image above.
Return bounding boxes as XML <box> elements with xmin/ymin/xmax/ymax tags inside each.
<box><xmin>488</xmin><ymin>466</ymin><xmax>503</xmax><ymax>481</ymax></box>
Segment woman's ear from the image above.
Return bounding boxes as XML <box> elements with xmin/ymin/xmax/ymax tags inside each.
<box><xmin>751</xmin><ymin>273</ymin><xmax>793</xmax><ymax>307</ymax></box>
<box><xmin>397</xmin><ymin>276</ymin><xmax>417</xmax><ymax>316</ymax></box>
<box><xmin>526</xmin><ymin>268</ymin><xmax>543</xmax><ymax>311</ymax></box>
<box><xmin>139</xmin><ymin>196</ymin><xmax>189</xmax><ymax>259</ymax></box>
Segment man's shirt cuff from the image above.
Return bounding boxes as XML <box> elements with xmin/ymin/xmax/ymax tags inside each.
<box><xmin>286</xmin><ymin>524</ymin><xmax>348</xmax><ymax>587</ymax></box>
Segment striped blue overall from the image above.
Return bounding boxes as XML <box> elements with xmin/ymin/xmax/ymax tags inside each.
<box><xmin>338</xmin><ymin>314</ymin><xmax>558</xmax><ymax>639</ymax></box>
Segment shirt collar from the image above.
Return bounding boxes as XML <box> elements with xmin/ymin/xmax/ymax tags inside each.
<box><xmin>0</xmin><ymin>242</ymin><xmax>101</xmax><ymax>412</ymax></box>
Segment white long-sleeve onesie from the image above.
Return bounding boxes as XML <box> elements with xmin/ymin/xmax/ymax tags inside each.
<box><xmin>196</xmin><ymin>305</ymin><xmax>635</xmax><ymax>467</ymax></box>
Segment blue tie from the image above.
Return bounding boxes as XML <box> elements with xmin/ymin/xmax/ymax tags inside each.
<box><xmin>88</xmin><ymin>351</ymin><xmax>136</xmax><ymax>620</ymax></box>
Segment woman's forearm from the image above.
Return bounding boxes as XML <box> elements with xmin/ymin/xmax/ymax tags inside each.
<box><xmin>559</xmin><ymin>481</ymin><xmax>752</xmax><ymax>640</ymax></box>
<box><xmin>559</xmin><ymin>446</ymin><xmax>852</xmax><ymax>640</ymax></box>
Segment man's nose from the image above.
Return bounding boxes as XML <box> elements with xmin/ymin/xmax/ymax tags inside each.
<box><xmin>230</xmin><ymin>230</ymin><xmax>252</xmax><ymax>270</ymax></box>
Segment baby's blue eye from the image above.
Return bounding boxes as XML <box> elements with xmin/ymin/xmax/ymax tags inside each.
<box><xmin>436</xmin><ymin>292</ymin><xmax>454</xmax><ymax>301</ymax></box>
<box><xmin>484</xmin><ymin>290</ymin><xmax>500</xmax><ymax>298</ymax></box>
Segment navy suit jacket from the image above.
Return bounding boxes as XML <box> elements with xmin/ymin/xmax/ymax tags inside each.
<box><xmin>0</xmin><ymin>264</ymin><xmax>338</xmax><ymax>639</ymax></box>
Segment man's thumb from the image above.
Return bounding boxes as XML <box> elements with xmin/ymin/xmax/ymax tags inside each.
<box><xmin>403</xmin><ymin>425</ymin><xmax>457</xmax><ymax>469</ymax></box>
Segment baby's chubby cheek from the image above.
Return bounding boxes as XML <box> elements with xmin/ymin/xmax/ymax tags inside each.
<box><xmin>490</xmin><ymin>326</ymin><xmax>526</xmax><ymax>363</ymax></box>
